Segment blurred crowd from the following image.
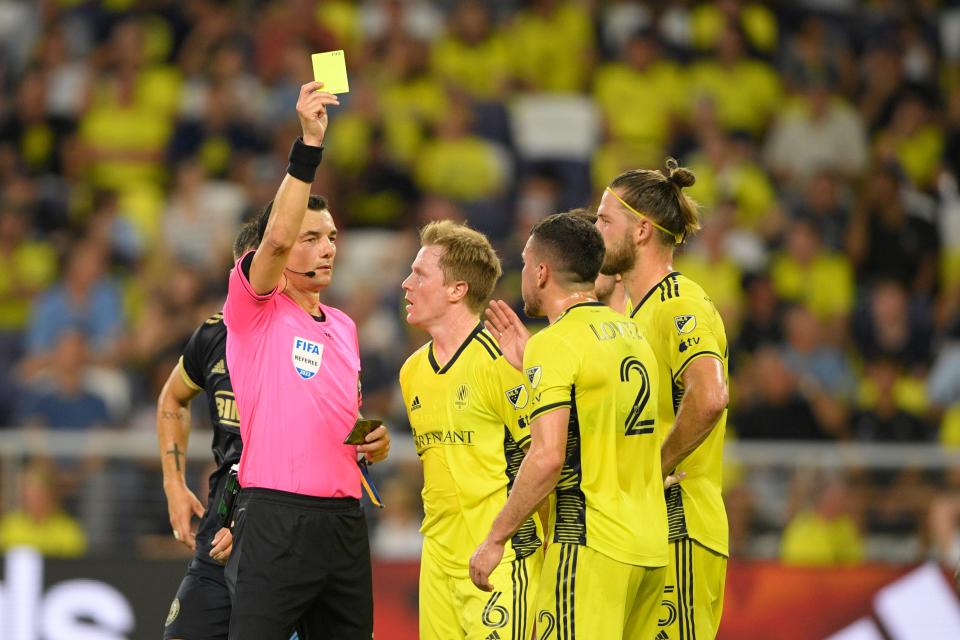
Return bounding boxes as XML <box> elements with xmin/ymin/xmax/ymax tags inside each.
<box><xmin>1</xmin><ymin>0</ymin><xmax>960</xmax><ymax>565</ymax></box>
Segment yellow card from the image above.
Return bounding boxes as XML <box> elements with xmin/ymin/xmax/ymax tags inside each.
<box><xmin>311</xmin><ymin>50</ymin><xmax>350</xmax><ymax>94</ymax></box>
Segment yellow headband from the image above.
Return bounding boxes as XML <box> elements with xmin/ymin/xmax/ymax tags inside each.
<box><xmin>605</xmin><ymin>188</ymin><xmax>683</xmax><ymax>245</ymax></box>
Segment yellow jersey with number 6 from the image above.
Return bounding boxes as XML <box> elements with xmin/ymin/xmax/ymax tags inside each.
<box><xmin>399</xmin><ymin>325</ymin><xmax>541</xmax><ymax>578</ymax></box>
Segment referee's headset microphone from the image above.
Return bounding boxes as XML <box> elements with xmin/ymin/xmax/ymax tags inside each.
<box><xmin>286</xmin><ymin>267</ymin><xmax>316</xmax><ymax>277</ymax></box>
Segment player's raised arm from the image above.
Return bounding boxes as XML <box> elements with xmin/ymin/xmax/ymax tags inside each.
<box><xmin>248</xmin><ymin>81</ymin><xmax>339</xmax><ymax>294</ymax></box>
<box><xmin>157</xmin><ymin>362</ymin><xmax>204</xmax><ymax>549</ymax></box>
<box><xmin>471</xmin><ymin>406</ymin><xmax>568</xmax><ymax>591</ymax></box>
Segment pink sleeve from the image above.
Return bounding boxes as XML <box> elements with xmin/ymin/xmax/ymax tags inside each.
<box><xmin>223</xmin><ymin>251</ymin><xmax>279</xmax><ymax>335</ymax></box>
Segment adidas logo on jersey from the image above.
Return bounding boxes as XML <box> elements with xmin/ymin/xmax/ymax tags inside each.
<box><xmin>410</xmin><ymin>396</ymin><xmax>421</xmax><ymax>411</ymax></box>
<box><xmin>655</xmin><ymin>631</ymin><xmax>670</xmax><ymax>640</ymax></box>
<box><xmin>211</xmin><ymin>359</ymin><xmax>226</xmax><ymax>375</ymax></box>
<box><xmin>485</xmin><ymin>632</ymin><xmax>501</xmax><ymax>640</ymax></box>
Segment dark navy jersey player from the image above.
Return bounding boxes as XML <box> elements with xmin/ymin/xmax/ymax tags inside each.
<box><xmin>158</xmin><ymin>223</ymin><xmax>260</xmax><ymax>640</ymax></box>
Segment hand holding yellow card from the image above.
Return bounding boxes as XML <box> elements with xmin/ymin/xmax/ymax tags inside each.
<box><xmin>311</xmin><ymin>50</ymin><xmax>350</xmax><ymax>94</ymax></box>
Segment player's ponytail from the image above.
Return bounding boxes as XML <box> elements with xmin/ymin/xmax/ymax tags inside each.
<box><xmin>608</xmin><ymin>158</ymin><xmax>701</xmax><ymax>247</ymax></box>
<box><xmin>663</xmin><ymin>157</ymin><xmax>700</xmax><ymax>241</ymax></box>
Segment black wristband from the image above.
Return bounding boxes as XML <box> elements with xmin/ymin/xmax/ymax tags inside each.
<box><xmin>286</xmin><ymin>137</ymin><xmax>324</xmax><ymax>183</ymax></box>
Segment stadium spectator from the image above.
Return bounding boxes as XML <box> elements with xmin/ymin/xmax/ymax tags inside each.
<box><xmin>0</xmin><ymin>460</ymin><xmax>87</xmax><ymax>557</ymax></box>
<box><xmin>412</xmin><ymin>96</ymin><xmax>509</xmax><ymax>236</ymax></box>
<box><xmin>16</xmin><ymin>331</ymin><xmax>111</xmax><ymax>431</ymax></box>
<box><xmin>161</xmin><ymin>157</ymin><xmax>244</xmax><ymax>274</ymax></box>
<box><xmin>771</xmin><ymin>217</ymin><xmax>855</xmax><ymax>324</ymax></box>
<box><xmin>593</xmin><ymin>29</ymin><xmax>683</xmax><ymax>153</ymax></box>
<box><xmin>781</xmin><ymin>474</ymin><xmax>864</xmax><ymax>567</ymax></box>
<box><xmin>764</xmin><ymin>77</ymin><xmax>868</xmax><ymax>187</ymax></box>
<box><xmin>734</xmin><ymin>347</ymin><xmax>831</xmax><ymax>441</ymax></box>
<box><xmin>875</xmin><ymin>92</ymin><xmax>944</xmax><ymax>191</ymax></box>
<box><xmin>781</xmin><ymin>305</ymin><xmax>857</xmax><ymax>401</ymax></box>
<box><xmin>0</xmin><ymin>204</ymin><xmax>57</xmax><ymax>341</ymax></box>
<box><xmin>22</xmin><ymin>239</ymin><xmax>124</xmax><ymax>370</ymax></box>
<box><xmin>510</xmin><ymin>0</ymin><xmax>594</xmax><ymax>93</ymax></box>
<box><xmin>852</xmin><ymin>279</ymin><xmax>933</xmax><ymax>370</ymax></box>
<box><xmin>430</xmin><ymin>1</ymin><xmax>509</xmax><ymax>102</ymax></box>
<box><xmin>732</xmin><ymin>272</ymin><xmax>784</xmax><ymax>358</ymax></box>
<box><xmin>688</xmin><ymin>24</ymin><xmax>782</xmax><ymax>135</ymax></box>
<box><xmin>784</xmin><ymin>171</ymin><xmax>851</xmax><ymax>251</ymax></box>
<box><xmin>0</xmin><ymin>68</ymin><xmax>73</xmax><ymax>177</ymax></box>
<box><xmin>847</xmin><ymin>162</ymin><xmax>939</xmax><ymax>295</ymax></box>
<box><xmin>852</xmin><ymin>358</ymin><xmax>932</xmax><ymax>442</ymax></box>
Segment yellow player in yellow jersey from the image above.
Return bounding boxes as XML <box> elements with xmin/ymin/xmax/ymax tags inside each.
<box><xmin>596</xmin><ymin>159</ymin><xmax>731</xmax><ymax>640</ymax></box>
<box><xmin>470</xmin><ymin>214</ymin><xmax>668</xmax><ymax>639</ymax></box>
<box><xmin>400</xmin><ymin>221</ymin><xmax>542</xmax><ymax>640</ymax></box>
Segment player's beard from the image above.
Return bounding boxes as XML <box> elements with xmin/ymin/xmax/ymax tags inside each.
<box><xmin>600</xmin><ymin>234</ymin><xmax>636</xmax><ymax>276</ymax></box>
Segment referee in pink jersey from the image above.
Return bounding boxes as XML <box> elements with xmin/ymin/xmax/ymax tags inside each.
<box><xmin>222</xmin><ymin>82</ymin><xmax>390</xmax><ymax>639</ymax></box>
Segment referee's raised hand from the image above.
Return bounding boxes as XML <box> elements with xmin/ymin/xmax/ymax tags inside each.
<box><xmin>296</xmin><ymin>81</ymin><xmax>339</xmax><ymax>147</ymax></box>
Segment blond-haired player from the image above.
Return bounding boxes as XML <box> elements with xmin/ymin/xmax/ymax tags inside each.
<box><xmin>399</xmin><ymin>221</ymin><xmax>543</xmax><ymax>640</ymax></box>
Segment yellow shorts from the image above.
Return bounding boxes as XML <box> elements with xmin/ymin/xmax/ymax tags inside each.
<box><xmin>658</xmin><ymin>538</ymin><xmax>727</xmax><ymax>640</ymax></box>
<box><xmin>535</xmin><ymin>542</ymin><xmax>666</xmax><ymax>640</ymax></box>
<box><xmin>419</xmin><ymin>546</ymin><xmax>543</xmax><ymax>640</ymax></box>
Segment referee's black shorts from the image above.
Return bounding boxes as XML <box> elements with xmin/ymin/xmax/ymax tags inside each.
<box><xmin>224</xmin><ymin>488</ymin><xmax>373</xmax><ymax>640</ymax></box>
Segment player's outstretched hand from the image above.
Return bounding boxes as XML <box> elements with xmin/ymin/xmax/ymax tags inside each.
<box><xmin>165</xmin><ymin>483</ymin><xmax>205</xmax><ymax>550</ymax></box>
<box><xmin>484</xmin><ymin>299</ymin><xmax>530</xmax><ymax>371</ymax></box>
<box><xmin>296</xmin><ymin>81</ymin><xmax>340</xmax><ymax>147</ymax></box>
<box><xmin>469</xmin><ymin>538</ymin><xmax>505</xmax><ymax>592</ymax></box>
<box><xmin>209</xmin><ymin>527</ymin><xmax>234</xmax><ymax>564</ymax></box>
<box><xmin>358</xmin><ymin>424</ymin><xmax>390</xmax><ymax>464</ymax></box>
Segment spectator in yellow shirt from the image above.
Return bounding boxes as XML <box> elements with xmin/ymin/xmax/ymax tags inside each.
<box><xmin>509</xmin><ymin>0</ymin><xmax>594</xmax><ymax>93</ymax></box>
<box><xmin>688</xmin><ymin>25</ymin><xmax>782</xmax><ymax>135</ymax></box>
<box><xmin>431</xmin><ymin>1</ymin><xmax>510</xmax><ymax>100</ymax></box>
<box><xmin>0</xmin><ymin>461</ymin><xmax>87</xmax><ymax>558</ymax></box>
<box><xmin>690</xmin><ymin>1</ymin><xmax>778</xmax><ymax>55</ymax></box>
<box><xmin>379</xmin><ymin>37</ymin><xmax>450</xmax><ymax>166</ymax></box>
<box><xmin>592</xmin><ymin>29</ymin><xmax>684</xmax><ymax>150</ymax></box>
<box><xmin>413</xmin><ymin>99</ymin><xmax>507</xmax><ymax>207</ymax></box>
<box><xmin>874</xmin><ymin>93</ymin><xmax>944</xmax><ymax>190</ymax></box>
<box><xmin>781</xmin><ymin>475</ymin><xmax>864</xmax><ymax>567</ymax></box>
<box><xmin>771</xmin><ymin>217</ymin><xmax>854</xmax><ymax>323</ymax></box>
<box><xmin>0</xmin><ymin>206</ymin><xmax>57</xmax><ymax>334</ymax></box>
